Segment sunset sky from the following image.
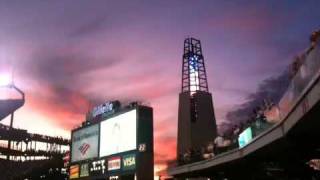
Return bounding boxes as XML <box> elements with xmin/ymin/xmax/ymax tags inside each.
<box><xmin>0</xmin><ymin>0</ymin><xmax>319</xmax><ymax>171</ymax></box>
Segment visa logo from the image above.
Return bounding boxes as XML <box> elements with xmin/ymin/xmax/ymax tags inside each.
<box><xmin>123</xmin><ymin>157</ymin><xmax>135</xmax><ymax>167</ymax></box>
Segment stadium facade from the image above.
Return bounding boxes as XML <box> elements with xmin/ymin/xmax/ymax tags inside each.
<box><xmin>0</xmin><ymin>84</ymin><xmax>70</xmax><ymax>179</ymax></box>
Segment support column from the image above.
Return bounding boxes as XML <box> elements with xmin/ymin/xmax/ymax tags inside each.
<box><xmin>7</xmin><ymin>112</ymin><xmax>14</xmax><ymax>160</ymax></box>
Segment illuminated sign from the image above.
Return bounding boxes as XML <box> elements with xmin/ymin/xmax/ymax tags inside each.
<box><xmin>138</xmin><ymin>143</ymin><xmax>146</xmax><ymax>152</ymax></box>
<box><xmin>90</xmin><ymin>159</ymin><xmax>106</xmax><ymax>175</ymax></box>
<box><xmin>122</xmin><ymin>154</ymin><xmax>136</xmax><ymax>171</ymax></box>
<box><xmin>189</xmin><ymin>55</ymin><xmax>200</xmax><ymax>92</ymax></box>
<box><xmin>70</xmin><ymin>165</ymin><xmax>79</xmax><ymax>179</ymax></box>
<box><xmin>100</xmin><ymin>110</ymin><xmax>137</xmax><ymax>157</ymax></box>
<box><xmin>238</xmin><ymin>127</ymin><xmax>253</xmax><ymax>148</ymax></box>
<box><xmin>92</xmin><ymin>101</ymin><xmax>119</xmax><ymax>117</ymax></box>
<box><xmin>71</xmin><ymin>124</ymin><xmax>99</xmax><ymax>162</ymax></box>
<box><xmin>108</xmin><ymin>157</ymin><xmax>121</xmax><ymax>171</ymax></box>
<box><xmin>109</xmin><ymin>176</ymin><xmax>119</xmax><ymax>180</ymax></box>
<box><xmin>80</xmin><ymin>163</ymin><xmax>89</xmax><ymax>177</ymax></box>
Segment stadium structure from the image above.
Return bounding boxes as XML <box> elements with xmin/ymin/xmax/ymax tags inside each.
<box><xmin>69</xmin><ymin>101</ymin><xmax>154</xmax><ymax>180</ymax></box>
<box><xmin>177</xmin><ymin>37</ymin><xmax>218</xmax><ymax>162</ymax></box>
<box><xmin>168</xmin><ymin>30</ymin><xmax>320</xmax><ymax>179</ymax></box>
<box><xmin>0</xmin><ymin>83</ymin><xmax>70</xmax><ymax>180</ymax></box>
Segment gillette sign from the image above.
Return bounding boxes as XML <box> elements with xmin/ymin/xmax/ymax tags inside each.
<box><xmin>71</xmin><ymin>124</ymin><xmax>99</xmax><ymax>162</ymax></box>
<box><xmin>92</xmin><ymin>101</ymin><xmax>120</xmax><ymax>117</ymax></box>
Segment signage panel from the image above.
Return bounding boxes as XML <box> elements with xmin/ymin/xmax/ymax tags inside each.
<box><xmin>238</xmin><ymin>127</ymin><xmax>253</xmax><ymax>148</ymax></box>
<box><xmin>80</xmin><ymin>163</ymin><xmax>89</xmax><ymax>177</ymax></box>
<box><xmin>92</xmin><ymin>101</ymin><xmax>119</xmax><ymax>117</ymax></box>
<box><xmin>90</xmin><ymin>159</ymin><xmax>106</xmax><ymax>175</ymax></box>
<box><xmin>71</xmin><ymin>124</ymin><xmax>99</xmax><ymax>162</ymax></box>
<box><xmin>109</xmin><ymin>176</ymin><xmax>120</xmax><ymax>180</ymax></box>
<box><xmin>100</xmin><ymin>110</ymin><xmax>137</xmax><ymax>157</ymax></box>
<box><xmin>122</xmin><ymin>154</ymin><xmax>136</xmax><ymax>171</ymax></box>
<box><xmin>108</xmin><ymin>157</ymin><xmax>121</xmax><ymax>171</ymax></box>
<box><xmin>70</xmin><ymin>165</ymin><xmax>79</xmax><ymax>179</ymax></box>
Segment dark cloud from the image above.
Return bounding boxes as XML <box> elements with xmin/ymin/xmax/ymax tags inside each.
<box><xmin>14</xmin><ymin>47</ymin><xmax>124</xmax><ymax>128</ymax></box>
<box><xmin>217</xmin><ymin>121</ymin><xmax>233</xmax><ymax>135</ymax></box>
<box><xmin>225</xmin><ymin>68</ymin><xmax>290</xmax><ymax>126</ymax></box>
<box><xmin>68</xmin><ymin>15</ymin><xmax>108</xmax><ymax>38</ymax></box>
<box><xmin>19</xmin><ymin>48</ymin><xmax>120</xmax><ymax>87</ymax></box>
<box><xmin>50</xmin><ymin>86</ymin><xmax>92</xmax><ymax>111</ymax></box>
<box><xmin>214</xmin><ymin>87</ymin><xmax>251</xmax><ymax>97</ymax></box>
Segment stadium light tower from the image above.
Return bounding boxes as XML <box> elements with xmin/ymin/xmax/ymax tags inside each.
<box><xmin>0</xmin><ymin>73</ymin><xmax>25</xmax><ymax>106</ymax></box>
<box><xmin>177</xmin><ymin>37</ymin><xmax>217</xmax><ymax>162</ymax></box>
<box><xmin>181</xmin><ymin>38</ymin><xmax>209</xmax><ymax>94</ymax></box>
<box><xmin>0</xmin><ymin>73</ymin><xmax>25</xmax><ymax>160</ymax></box>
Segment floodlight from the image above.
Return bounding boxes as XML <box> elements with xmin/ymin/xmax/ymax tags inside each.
<box><xmin>0</xmin><ymin>73</ymin><xmax>12</xmax><ymax>87</ymax></box>
<box><xmin>0</xmin><ymin>73</ymin><xmax>24</xmax><ymax>100</ymax></box>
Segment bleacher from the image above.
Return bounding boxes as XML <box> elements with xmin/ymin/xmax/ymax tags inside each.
<box><xmin>0</xmin><ymin>157</ymin><xmax>68</xmax><ymax>180</ymax></box>
<box><xmin>0</xmin><ymin>123</ymin><xmax>70</xmax><ymax>145</ymax></box>
<box><xmin>0</xmin><ymin>86</ymin><xmax>69</xmax><ymax>179</ymax></box>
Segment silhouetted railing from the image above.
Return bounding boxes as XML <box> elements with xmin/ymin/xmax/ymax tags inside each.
<box><xmin>0</xmin><ymin>123</ymin><xmax>69</xmax><ymax>145</ymax></box>
<box><xmin>278</xmin><ymin>45</ymin><xmax>320</xmax><ymax>120</ymax></box>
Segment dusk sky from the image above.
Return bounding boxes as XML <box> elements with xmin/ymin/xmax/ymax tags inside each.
<box><xmin>0</xmin><ymin>0</ymin><xmax>319</xmax><ymax>171</ymax></box>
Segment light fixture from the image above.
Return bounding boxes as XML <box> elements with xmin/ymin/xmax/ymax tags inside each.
<box><xmin>0</xmin><ymin>73</ymin><xmax>12</xmax><ymax>87</ymax></box>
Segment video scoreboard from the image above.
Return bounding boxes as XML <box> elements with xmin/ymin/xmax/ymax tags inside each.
<box><xmin>70</xmin><ymin>105</ymin><xmax>153</xmax><ymax>180</ymax></box>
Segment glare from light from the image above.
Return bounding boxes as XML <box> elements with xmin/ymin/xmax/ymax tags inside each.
<box><xmin>189</xmin><ymin>55</ymin><xmax>200</xmax><ymax>94</ymax></box>
<box><xmin>0</xmin><ymin>73</ymin><xmax>12</xmax><ymax>87</ymax></box>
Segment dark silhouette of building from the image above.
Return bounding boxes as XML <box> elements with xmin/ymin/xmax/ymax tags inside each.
<box><xmin>177</xmin><ymin>37</ymin><xmax>217</xmax><ymax>161</ymax></box>
<box><xmin>0</xmin><ymin>85</ymin><xmax>69</xmax><ymax>180</ymax></box>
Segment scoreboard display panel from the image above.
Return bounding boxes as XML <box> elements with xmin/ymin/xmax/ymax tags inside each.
<box><xmin>70</xmin><ymin>105</ymin><xmax>153</xmax><ymax>180</ymax></box>
<box><xmin>99</xmin><ymin>109</ymin><xmax>137</xmax><ymax>157</ymax></box>
<box><xmin>238</xmin><ymin>127</ymin><xmax>253</xmax><ymax>148</ymax></box>
<box><xmin>71</xmin><ymin>124</ymin><xmax>99</xmax><ymax>162</ymax></box>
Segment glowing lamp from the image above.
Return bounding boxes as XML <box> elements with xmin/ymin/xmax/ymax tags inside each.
<box><xmin>0</xmin><ymin>73</ymin><xmax>12</xmax><ymax>87</ymax></box>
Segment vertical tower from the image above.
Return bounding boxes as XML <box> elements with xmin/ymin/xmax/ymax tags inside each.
<box><xmin>177</xmin><ymin>37</ymin><xmax>217</xmax><ymax>161</ymax></box>
<box><xmin>181</xmin><ymin>38</ymin><xmax>209</xmax><ymax>94</ymax></box>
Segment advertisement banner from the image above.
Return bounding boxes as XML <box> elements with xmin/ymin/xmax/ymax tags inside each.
<box><xmin>100</xmin><ymin>110</ymin><xmax>137</xmax><ymax>157</ymax></box>
<box><xmin>238</xmin><ymin>127</ymin><xmax>253</xmax><ymax>148</ymax></box>
<box><xmin>70</xmin><ymin>165</ymin><xmax>79</xmax><ymax>179</ymax></box>
<box><xmin>80</xmin><ymin>163</ymin><xmax>89</xmax><ymax>177</ymax></box>
<box><xmin>89</xmin><ymin>159</ymin><xmax>106</xmax><ymax>176</ymax></box>
<box><xmin>122</xmin><ymin>154</ymin><xmax>136</xmax><ymax>171</ymax></box>
<box><xmin>71</xmin><ymin>124</ymin><xmax>99</xmax><ymax>162</ymax></box>
<box><xmin>108</xmin><ymin>157</ymin><xmax>121</xmax><ymax>171</ymax></box>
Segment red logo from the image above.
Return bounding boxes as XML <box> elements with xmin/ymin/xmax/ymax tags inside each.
<box><xmin>79</xmin><ymin>143</ymin><xmax>90</xmax><ymax>155</ymax></box>
<box><xmin>108</xmin><ymin>157</ymin><xmax>121</xmax><ymax>171</ymax></box>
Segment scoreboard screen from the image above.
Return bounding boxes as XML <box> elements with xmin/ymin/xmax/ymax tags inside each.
<box><xmin>99</xmin><ymin>110</ymin><xmax>137</xmax><ymax>157</ymax></box>
<box><xmin>238</xmin><ymin>127</ymin><xmax>253</xmax><ymax>148</ymax></box>
<box><xmin>70</xmin><ymin>105</ymin><xmax>153</xmax><ymax>180</ymax></box>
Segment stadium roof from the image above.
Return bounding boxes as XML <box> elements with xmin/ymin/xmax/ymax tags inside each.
<box><xmin>0</xmin><ymin>99</ymin><xmax>24</xmax><ymax>121</ymax></box>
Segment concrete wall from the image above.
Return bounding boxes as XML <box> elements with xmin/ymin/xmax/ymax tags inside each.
<box><xmin>177</xmin><ymin>91</ymin><xmax>217</xmax><ymax>158</ymax></box>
